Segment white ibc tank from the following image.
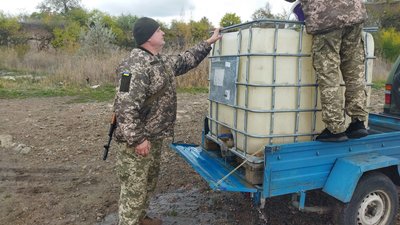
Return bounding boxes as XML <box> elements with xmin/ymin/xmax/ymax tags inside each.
<box><xmin>208</xmin><ymin>26</ymin><xmax>374</xmax><ymax>156</ymax></box>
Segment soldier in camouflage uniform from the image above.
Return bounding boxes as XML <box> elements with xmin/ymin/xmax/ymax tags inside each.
<box><xmin>112</xmin><ymin>17</ymin><xmax>222</xmax><ymax>225</ymax></box>
<box><xmin>286</xmin><ymin>0</ymin><xmax>369</xmax><ymax>142</ymax></box>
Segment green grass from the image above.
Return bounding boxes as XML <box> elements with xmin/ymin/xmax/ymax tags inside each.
<box><xmin>67</xmin><ymin>85</ymin><xmax>116</xmax><ymax>103</ymax></box>
<box><xmin>177</xmin><ymin>86</ymin><xmax>208</xmax><ymax>94</ymax></box>
<box><xmin>372</xmin><ymin>80</ymin><xmax>386</xmax><ymax>89</ymax></box>
<box><xmin>0</xmin><ymin>81</ymin><xmax>209</xmax><ymax>102</ymax></box>
<box><xmin>0</xmin><ymin>84</ymin><xmax>116</xmax><ymax>102</ymax></box>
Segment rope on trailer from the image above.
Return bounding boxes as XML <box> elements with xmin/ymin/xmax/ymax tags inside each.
<box><xmin>216</xmin><ymin>147</ymin><xmax>265</xmax><ymax>186</ymax></box>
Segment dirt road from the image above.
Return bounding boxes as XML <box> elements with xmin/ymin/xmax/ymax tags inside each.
<box><xmin>1</xmin><ymin>89</ymin><xmax>397</xmax><ymax>225</ymax></box>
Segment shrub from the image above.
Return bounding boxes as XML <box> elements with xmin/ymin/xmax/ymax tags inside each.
<box><xmin>79</xmin><ymin>15</ymin><xmax>117</xmax><ymax>56</ymax></box>
<box><xmin>377</xmin><ymin>28</ymin><xmax>400</xmax><ymax>62</ymax></box>
<box><xmin>0</xmin><ymin>12</ymin><xmax>21</xmax><ymax>46</ymax></box>
<box><xmin>51</xmin><ymin>21</ymin><xmax>81</xmax><ymax>52</ymax></box>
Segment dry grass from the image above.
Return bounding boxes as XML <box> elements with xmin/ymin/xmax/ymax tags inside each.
<box><xmin>175</xmin><ymin>60</ymin><xmax>209</xmax><ymax>87</ymax></box>
<box><xmin>1</xmin><ymin>45</ymin><xmax>390</xmax><ymax>90</ymax></box>
<box><xmin>372</xmin><ymin>57</ymin><xmax>393</xmax><ymax>82</ymax></box>
<box><xmin>163</xmin><ymin>44</ymin><xmax>210</xmax><ymax>88</ymax></box>
<box><xmin>0</xmin><ymin>47</ymin><xmax>127</xmax><ymax>87</ymax></box>
<box><xmin>0</xmin><ymin>47</ymin><xmax>209</xmax><ymax>88</ymax></box>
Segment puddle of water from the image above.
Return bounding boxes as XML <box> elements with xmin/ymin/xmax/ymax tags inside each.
<box><xmin>97</xmin><ymin>188</ymin><xmax>232</xmax><ymax>225</ymax></box>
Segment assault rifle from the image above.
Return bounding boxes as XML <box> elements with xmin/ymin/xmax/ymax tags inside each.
<box><xmin>103</xmin><ymin>113</ymin><xmax>117</xmax><ymax>160</ymax></box>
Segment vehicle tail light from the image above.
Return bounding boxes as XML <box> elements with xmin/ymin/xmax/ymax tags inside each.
<box><xmin>385</xmin><ymin>84</ymin><xmax>392</xmax><ymax>105</ymax></box>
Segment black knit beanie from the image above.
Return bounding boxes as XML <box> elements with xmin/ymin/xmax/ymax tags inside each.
<box><xmin>133</xmin><ymin>17</ymin><xmax>160</xmax><ymax>46</ymax></box>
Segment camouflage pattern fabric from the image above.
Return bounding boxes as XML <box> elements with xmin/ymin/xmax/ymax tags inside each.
<box><xmin>113</xmin><ymin>41</ymin><xmax>212</xmax><ymax>147</ymax></box>
<box><xmin>116</xmin><ymin>139</ymin><xmax>163</xmax><ymax>225</ymax></box>
<box><xmin>313</xmin><ymin>24</ymin><xmax>368</xmax><ymax>133</ymax></box>
<box><xmin>299</xmin><ymin>0</ymin><xmax>367</xmax><ymax>34</ymax></box>
<box><xmin>113</xmin><ymin>40</ymin><xmax>212</xmax><ymax>225</ymax></box>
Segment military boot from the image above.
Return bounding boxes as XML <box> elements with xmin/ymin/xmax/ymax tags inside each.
<box><xmin>139</xmin><ymin>216</ymin><xmax>162</xmax><ymax>225</ymax></box>
<box><xmin>345</xmin><ymin>119</ymin><xmax>368</xmax><ymax>139</ymax></box>
<box><xmin>315</xmin><ymin>128</ymin><xmax>348</xmax><ymax>142</ymax></box>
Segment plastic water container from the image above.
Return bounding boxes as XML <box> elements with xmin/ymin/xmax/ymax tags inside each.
<box><xmin>207</xmin><ymin>24</ymin><xmax>374</xmax><ymax>158</ymax></box>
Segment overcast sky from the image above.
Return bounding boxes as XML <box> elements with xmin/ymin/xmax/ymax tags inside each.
<box><xmin>1</xmin><ymin>0</ymin><xmax>293</xmax><ymax>26</ymax></box>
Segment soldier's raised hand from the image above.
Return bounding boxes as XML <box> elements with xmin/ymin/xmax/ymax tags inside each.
<box><xmin>206</xmin><ymin>28</ymin><xmax>222</xmax><ymax>45</ymax></box>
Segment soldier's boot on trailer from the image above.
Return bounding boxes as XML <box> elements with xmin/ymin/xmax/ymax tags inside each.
<box><xmin>345</xmin><ymin>119</ymin><xmax>368</xmax><ymax>139</ymax></box>
<box><xmin>316</xmin><ymin>128</ymin><xmax>348</xmax><ymax>142</ymax></box>
<box><xmin>139</xmin><ymin>216</ymin><xmax>162</xmax><ymax>225</ymax></box>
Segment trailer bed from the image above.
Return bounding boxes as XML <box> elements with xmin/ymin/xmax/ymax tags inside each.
<box><xmin>170</xmin><ymin>113</ymin><xmax>400</xmax><ymax>198</ymax></box>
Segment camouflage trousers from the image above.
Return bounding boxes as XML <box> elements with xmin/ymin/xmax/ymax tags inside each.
<box><xmin>116</xmin><ymin>138</ymin><xmax>163</xmax><ymax>225</ymax></box>
<box><xmin>312</xmin><ymin>23</ymin><xmax>368</xmax><ymax>133</ymax></box>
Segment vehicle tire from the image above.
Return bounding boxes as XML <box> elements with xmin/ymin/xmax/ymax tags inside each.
<box><xmin>334</xmin><ymin>172</ymin><xmax>398</xmax><ymax>225</ymax></box>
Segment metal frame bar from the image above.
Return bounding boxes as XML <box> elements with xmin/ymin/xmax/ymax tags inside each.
<box><xmin>268</xmin><ymin>23</ymin><xmax>279</xmax><ymax>145</ymax></box>
<box><xmin>294</xmin><ymin>25</ymin><xmax>305</xmax><ymax>142</ymax></box>
<box><xmin>234</xmin><ymin>29</ymin><xmax>242</xmax><ymax>153</ymax></box>
<box><xmin>207</xmin><ymin>19</ymin><xmax>376</xmax><ymax>163</ymax></box>
<box><xmin>209</xmin><ymin>53</ymin><xmax>311</xmax><ymax>58</ymax></box>
<box><xmin>209</xmin><ymin>99</ymin><xmax>320</xmax><ymax>113</ymax></box>
<box><xmin>207</xmin><ymin>117</ymin><xmax>318</xmax><ymax>138</ymax></box>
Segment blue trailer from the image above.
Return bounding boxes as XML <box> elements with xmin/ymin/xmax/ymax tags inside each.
<box><xmin>170</xmin><ymin>113</ymin><xmax>400</xmax><ymax>225</ymax></box>
<box><xmin>170</xmin><ymin>20</ymin><xmax>400</xmax><ymax>225</ymax></box>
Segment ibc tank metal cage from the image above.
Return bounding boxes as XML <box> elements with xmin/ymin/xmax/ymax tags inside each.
<box><xmin>206</xmin><ymin>19</ymin><xmax>375</xmax><ymax>164</ymax></box>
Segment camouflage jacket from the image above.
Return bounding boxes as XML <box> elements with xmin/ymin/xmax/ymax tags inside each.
<box><xmin>113</xmin><ymin>41</ymin><xmax>212</xmax><ymax>147</ymax></box>
<box><xmin>299</xmin><ymin>0</ymin><xmax>367</xmax><ymax>34</ymax></box>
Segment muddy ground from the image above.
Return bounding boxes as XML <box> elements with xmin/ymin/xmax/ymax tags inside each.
<box><xmin>0</xmin><ymin>88</ymin><xmax>398</xmax><ymax>225</ymax></box>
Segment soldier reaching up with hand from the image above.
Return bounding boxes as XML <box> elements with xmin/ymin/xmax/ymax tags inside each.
<box><xmin>112</xmin><ymin>17</ymin><xmax>222</xmax><ymax>225</ymax></box>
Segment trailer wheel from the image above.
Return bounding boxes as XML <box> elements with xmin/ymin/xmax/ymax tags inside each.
<box><xmin>334</xmin><ymin>172</ymin><xmax>398</xmax><ymax>225</ymax></box>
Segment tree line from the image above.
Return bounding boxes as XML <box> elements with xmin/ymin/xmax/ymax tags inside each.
<box><xmin>0</xmin><ymin>0</ymin><xmax>399</xmax><ymax>61</ymax></box>
<box><xmin>0</xmin><ymin>0</ymin><xmax>244</xmax><ymax>54</ymax></box>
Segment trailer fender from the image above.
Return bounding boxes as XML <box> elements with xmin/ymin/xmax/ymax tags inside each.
<box><xmin>322</xmin><ymin>153</ymin><xmax>399</xmax><ymax>203</ymax></box>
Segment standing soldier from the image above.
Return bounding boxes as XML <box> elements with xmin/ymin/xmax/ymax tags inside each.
<box><xmin>112</xmin><ymin>17</ymin><xmax>221</xmax><ymax>225</ymax></box>
<box><xmin>285</xmin><ymin>0</ymin><xmax>369</xmax><ymax>142</ymax></box>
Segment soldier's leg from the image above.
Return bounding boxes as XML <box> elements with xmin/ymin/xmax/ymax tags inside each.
<box><xmin>139</xmin><ymin>138</ymin><xmax>163</xmax><ymax>219</ymax></box>
<box><xmin>116</xmin><ymin>144</ymin><xmax>153</xmax><ymax>225</ymax></box>
<box><xmin>313</xmin><ymin>30</ymin><xmax>346</xmax><ymax>133</ymax></box>
<box><xmin>340</xmin><ymin>24</ymin><xmax>368</xmax><ymax>122</ymax></box>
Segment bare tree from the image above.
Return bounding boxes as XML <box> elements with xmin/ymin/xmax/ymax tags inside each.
<box><xmin>37</xmin><ymin>0</ymin><xmax>82</xmax><ymax>14</ymax></box>
<box><xmin>251</xmin><ymin>3</ymin><xmax>274</xmax><ymax>20</ymax></box>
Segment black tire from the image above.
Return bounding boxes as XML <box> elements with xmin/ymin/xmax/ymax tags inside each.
<box><xmin>334</xmin><ymin>172</ymin><xmax>398</xmax><ymax>225</ymax></box>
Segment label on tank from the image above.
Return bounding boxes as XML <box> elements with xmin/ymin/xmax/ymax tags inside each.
<box><xmin>210</xmin><ymin>56</ymin><xmax>238</xmax><ymax>105</ymax></box>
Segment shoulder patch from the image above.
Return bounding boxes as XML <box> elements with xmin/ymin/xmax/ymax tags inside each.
<box><xmin>119</xmin><ymin>72</ymin><xmax>132</xmax><ymax>92</ymax></box>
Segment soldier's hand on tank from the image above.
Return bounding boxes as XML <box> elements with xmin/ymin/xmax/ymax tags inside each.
<box><xmin>206</xmin><ymin>28</ymin><xmax>222</xmax><ymax>45</ymax></box>
<box><xmin>135</xmin><ymin>139</ymin><xmax>151</xmax><ymax>157</ymax></box>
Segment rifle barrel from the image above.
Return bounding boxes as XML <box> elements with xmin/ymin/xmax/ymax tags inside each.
<box><xmin>103</xmin><ymin>113</ymin><xmax>117</xmax><ymax>161</ymax></box>
<box><xmin>103</xmin><ymin>144</ymin><xmax>110</xmax><ymax>160</ymax></box>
